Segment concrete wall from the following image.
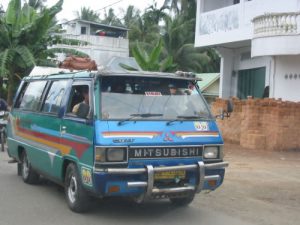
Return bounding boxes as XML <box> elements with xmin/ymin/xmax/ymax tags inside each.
<box><xmin>63</xmin><ymin>22</ymin><xmax>91</xmax><ymax>35</ymax></box>
<box><xmin>217</xmin><ymin>47</ymin><xmax>300</xmax><ymax>102</ymax></box>
<box><xmin>218</xmin><ymin>46</ymin><xmax>272</xmax><ymax>98</ymax></box>
<box><xmin>56</xmin><ymin>22</ymin><xmax>129</xmax><ymax>67</ymax></box>
<box><xmin>252</xmin><ymin>35</ymin><xmax>300</xmax><ymax>57</ymax></box>
<box><xmin>202</xmin><ymin>0</ymin><xmax>234</xmax><ymax>12</ymax></box>
<box><xmin>218</xmin><ymin>48</ymin><xmax>234</xmax><ymax>98</ymax></box>
<box><xmin>54</xmin><ymin>44</ymin><xmax>129</xmax><ymax>66</ymax></box>
<box><xmin>273</xmin><ymin>56</ymin><xmax>300</xmax><ymax>102</ymax></box>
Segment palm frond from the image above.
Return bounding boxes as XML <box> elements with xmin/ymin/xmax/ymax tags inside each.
<box><xmin>14</xmin><ymin>45</ymin><xmax>35</xmax><ymax>67</ymax></box>
<box><xmin>149</xmin><ymin>38</ymin><xmax>163</xmax><ymax>65</ymax></box>
<box><xmin>0</xmin><ymin>49</ymin><xmax>12</xmax><ymax>76</ymax></box>
<box><xmin>5</xmin><ymin>0</ymin><xmax>22</xmax><ymax>25</ymax></box>
<box><xmin>132</xmin><ymin>43</ymin><xmax>148</xmax><ymax>70</ymax></box>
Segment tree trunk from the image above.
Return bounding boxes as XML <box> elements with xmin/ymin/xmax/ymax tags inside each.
<box><xmin>7</xmin><ymin>74</ymin><xmax>18</xmax><ymax>107</ymax></box>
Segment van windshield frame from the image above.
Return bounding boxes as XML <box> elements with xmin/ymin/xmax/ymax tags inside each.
<box><xmin>99</xmin><ymin>75</ymin><xmax>213</xmax><ymax>121</ymax></box>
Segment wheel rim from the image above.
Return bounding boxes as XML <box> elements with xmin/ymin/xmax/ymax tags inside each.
<box><xmin>22</xmin><ymin>155</ymin><xmax>29</xmax><ymax>179</ymax></box>
<box><xmin>68</xmin><ymin>175</ymin><xmax>77</xmax><ymax>204</ymax></box>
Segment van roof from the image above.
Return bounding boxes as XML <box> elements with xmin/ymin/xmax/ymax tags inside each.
<box><xmin>25</xmin><ymin>67</ymin><xmax>202</xmax><ymax>82</ymax></box>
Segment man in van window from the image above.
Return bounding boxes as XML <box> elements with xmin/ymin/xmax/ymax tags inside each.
<box><xmin>72</xmin><ymin>87</ymin><xmax>90</xmax><ymax>117</ymax></box>
<box><xmin>168</xmin><ymin>84</ymin><xmax>181</xmax><ymax>95</ymax></box>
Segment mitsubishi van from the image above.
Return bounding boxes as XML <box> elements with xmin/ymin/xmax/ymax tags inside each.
<box><xmin>7</xmin><ymin>68</ymin><xmax>228</xmax><ymax>212</ymax></box>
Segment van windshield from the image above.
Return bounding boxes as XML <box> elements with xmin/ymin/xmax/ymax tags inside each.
<box><xmin>100</xmin><ymin>76</ymin><xmax>212</xmax><ymax>120</ymax></box>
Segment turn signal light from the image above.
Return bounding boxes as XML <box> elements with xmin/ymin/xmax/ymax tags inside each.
<box><xmin>108</xmin><ymin>186</ymin><xmax>120</xmax><ymax>193</ymax></box>
<box><xmin>208</xmin><ymin>180</ymin><xmax>217</xmax><ymax>187</ymax></box>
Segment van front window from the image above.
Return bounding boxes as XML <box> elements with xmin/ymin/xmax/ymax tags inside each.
<box><xmin>100</xmin><ymin>76</ymin><xmax>212</xmax><ymax>120</ymax></box>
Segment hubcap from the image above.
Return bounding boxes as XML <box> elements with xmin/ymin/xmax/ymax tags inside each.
<box><xmin>68</xmin><ymin>176</ymin><xmax>77</xmax><ymax>204</ymax></box>
<box><xmin>22</xmin><ymin>156</ymin><xmax>29</xmax><ymax>179</ymax></box>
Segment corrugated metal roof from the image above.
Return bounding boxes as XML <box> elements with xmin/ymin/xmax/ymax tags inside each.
<box><xmin>61</xmin><ymin>19</ymin><xmax>129</xmax><ymax>31</ymax></box>
<box><xmin>196</xmin><ymin>73</ymin><xmax>220</xmax><ymax>91</ymax></box>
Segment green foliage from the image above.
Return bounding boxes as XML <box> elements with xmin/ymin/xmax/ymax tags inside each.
<box><xmin>122</xmin><ymin>5</ymin><xmax>140</xmax><ymax>27</ymax></box>
<box><xmin>132</xmin><ymin>39</ymin><xmax>176</xmax><ymax>72</ymax></box>
<box><xmin>28</xmin><ymin>0</ymin><xmax>47</xmax><ymax>10</ymax></box>
<box><xmin>76</xmin><ymin>7</ymin><xmax>100</xmax><ymax>22</ymax></box>
<box><xmin>0</xmin><ymin>0</ymin><xmax>87</xmax><ymax>103</ymax></box>
<box><xmin>101</xmin><ymin>8</ymin><xmax>123</xmax><ymax>27</ymax></box>
<box><xmin>123</xmin><ymin>2</ymin><xmax>220</xmax><ymax>73</ymax></box>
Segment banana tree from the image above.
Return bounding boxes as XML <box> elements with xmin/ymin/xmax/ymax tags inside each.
<box><xmin>0</xmin><ymin>0</ymin><xmax>87</xmax><ymax>104</ymax></box>
<box><xmin>132</xmin><ymin>38</ymin><xmax>176</xmax><ymax>72</ymax></box>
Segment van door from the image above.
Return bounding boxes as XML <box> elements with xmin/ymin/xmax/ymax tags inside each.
<box><xmin>60</xmin><ymin>80</ymin><xmax>94</xmax><ymax>185</ymax></box>
<box><xmin>36</xmin><ymin>79</ymin><xmax>71</xmax><ymax>179</ymax></box>
<box><xmin>12</xmin><ymin>80</ymin><xmax>48</xmax><ymax>170</ymax></box>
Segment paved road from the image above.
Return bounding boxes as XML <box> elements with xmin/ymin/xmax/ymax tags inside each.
<box><xmin>0</xmin><ymin>151</ymin><xmax>252</xmax><ymax>225</ymax></box>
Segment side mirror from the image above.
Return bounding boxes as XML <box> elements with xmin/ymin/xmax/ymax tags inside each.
<box><xmin>215</xmin><ymin>109</ymin><xmax>229</xmax><ymax>120</ymax></box>
<box><xmin>215</xmin><ymin>113</ymin><xmax>225</xmax><ymax>120</ymax></box>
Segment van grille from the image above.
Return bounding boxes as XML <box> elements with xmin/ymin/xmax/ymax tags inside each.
<box><xmin>129</xmin><ymin>146</ymin><xmax>203</xmax><ymax>159</ymax></box>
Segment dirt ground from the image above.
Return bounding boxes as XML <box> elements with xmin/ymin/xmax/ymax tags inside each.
<box><xmin>1</xmin><ymin>143</ymin><xmax>299</xmax><ymax>225</ymax></box>
<box><xmin>196</xmin><ymin>144</ymin><xmax>300</xmax><ymax>225</ymax></box>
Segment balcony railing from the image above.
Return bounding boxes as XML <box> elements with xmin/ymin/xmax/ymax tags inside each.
<box><xmin>253</xmin><ymin>12</ymin><xmax>300</xmax><ymax>38</ymax></box>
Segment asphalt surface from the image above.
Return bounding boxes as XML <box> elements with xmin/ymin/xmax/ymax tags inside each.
<box><xmin>0</xmin><ymin>150</ymin><xmax>252</xmax><ymax>225</ymax></box>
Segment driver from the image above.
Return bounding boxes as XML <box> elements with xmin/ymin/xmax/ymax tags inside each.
<box><xmin>72</xmin><ymin>87</ymin><xmax>89</xmax><ymax>115</ymax></box>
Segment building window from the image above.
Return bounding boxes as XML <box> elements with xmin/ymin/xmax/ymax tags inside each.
<box><xmin>81</xmin><ymin>26</ymin><xmax>87</xmax><ymax>35</ymax></box>
<box><xmin>233</xmin><ymin>0</ymin><xmax>240</xmax><ymax>4</ymax></box>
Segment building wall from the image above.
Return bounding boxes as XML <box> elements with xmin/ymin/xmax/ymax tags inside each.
<box><xmin>56</xmin><ymin>22</ymin><xmax>129</xmax><ymax>67</ymax></box>
<box><xmin>202</xmin><ymin>0</ymin><xmax>234</xmax><ymax>12</ymax></box>
<box><xmin>54</xmin><ymin>44</ymin><xmax>129</xmax><ymax>66</ymax></box>
<box><xmin>195</xmin><ymin>0</ymin><xmax>300</xmax><ymax>47</ymax></box>
<box><xmin>273</xmin><ymin>56</ymin><xmax>300</xmax><ymax>102</ymax></box>
<box><xmin>218</xmin><ymin>47</ymin><xmax>272</xmax><ymax>98</ymax></box>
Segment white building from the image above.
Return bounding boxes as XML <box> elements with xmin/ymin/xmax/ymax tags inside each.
<box><xmin>55</xmin><ymin>19</ymin><xmax>129</xmax><ymax>66</ymax></box>
<box><xmin>195</xmin><ymin>0</ymin><xmax>300</xmax><ymax>102</ymax></box>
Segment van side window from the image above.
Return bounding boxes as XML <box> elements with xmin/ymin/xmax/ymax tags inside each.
<box><xmin>67</xmin><ymin>85</ymin><xmax>90</xmax><ymax>119</ymax></box>
<box><xmin>19</xmin><ymin>81</ymin><xmax>47</xmax><ymax>111</ymax></box>
<box><xmin>42</xmin><ymin>80</ymin><xmax>68</xmax><ymax>114</ymax></box>
<box><xmin>14</xmin><ymin>82</ymin><xmax>29</xmax><ymax>109</ymax></box>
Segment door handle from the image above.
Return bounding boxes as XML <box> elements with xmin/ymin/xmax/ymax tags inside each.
<box><xmin>60</xmin><ymin>126</ymin><xmax>67</xmax><ymax>135</ymax></box>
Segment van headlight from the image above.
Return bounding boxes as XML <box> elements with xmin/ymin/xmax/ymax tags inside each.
<box><xmin>95</xmin><ymin>147</ymin><xmax>127</xmax><ymax>163</ymax></box>
<box><xmin>107</xmin><ymin>148</ymin><xmax>126</xmax><ymax>162</ymax></box>
<box><xmin>203</xmin><ymin>146</ymin><xmax>222</xmax><ymax>159</ymax></box>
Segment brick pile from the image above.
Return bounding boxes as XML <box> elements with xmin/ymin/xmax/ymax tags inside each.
<box><xmin>211</xmin><ymin>97</ymin><xmax>300</xmax><ymax>151</ymax></box>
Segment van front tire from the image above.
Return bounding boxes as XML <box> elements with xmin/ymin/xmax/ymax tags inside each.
<box><xmin>21</xmin><ymin>151</ymin><xmax>40</xmax><ymax>184</ymax></box>
<box><xmin>65</xmin><ymin>163</ymin><xmax>91</xmax><ymax>213</ymax></box>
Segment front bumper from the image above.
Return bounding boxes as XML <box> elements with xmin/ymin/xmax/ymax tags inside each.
<box><xmin>95</xmin><ymin>161</ymin><xmax>228</xmax><ymax>198</ymax></box>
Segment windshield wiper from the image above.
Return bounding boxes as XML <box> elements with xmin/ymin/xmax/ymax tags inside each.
<box><xmin>166</xmin><ymin>115</ymin><xmax>212</xmax><ymax>126</ymax></box>
<box><xmin>118</xmin><ymin>113</ymin><xmax>163</xmax><ymax>126</ymax></box>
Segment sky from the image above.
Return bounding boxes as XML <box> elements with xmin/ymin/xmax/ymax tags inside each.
<box><xmin>1</xmin><ymin>0</ymin><xmax>166</xmax><ymax>22</ymax></box>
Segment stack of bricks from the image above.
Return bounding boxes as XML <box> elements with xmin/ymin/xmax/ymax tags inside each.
<box><xmin>211</xmin><ymin>97</ymin><xmax>300</xmax><ymax>151</ymax></box>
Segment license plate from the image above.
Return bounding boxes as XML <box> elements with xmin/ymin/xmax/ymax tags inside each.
<box><xmin>154</xmin><ymin>170</ymin><xmax>186</xmax><ymax>180</ymax></box>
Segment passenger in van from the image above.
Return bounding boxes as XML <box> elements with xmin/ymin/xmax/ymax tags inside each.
<box><xmin>111</xmin><ymin>83</ymin><xmax>126</xmax><ymax>93</ymax></box>
<box><xmin>72</xmin><ymin>87</ymin><xmax>90</xmax><ymax>118</ymax></box>
<box><xmin>168</xmin><ymin>84</ymin><xmax>181</xmax><ymax>95</ymax></box>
